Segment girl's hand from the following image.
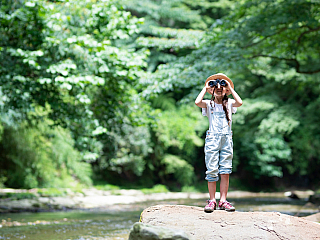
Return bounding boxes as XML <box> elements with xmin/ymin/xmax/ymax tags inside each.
<box><xmin>205</xmin><ymin>81</ymin><xmax>211</xmax><ymax>89</ymax></box>
<box><xmin>205</xmin><ymin>81</ymin><xmax>215</xmax><ymax>90</ymax></box>
<box><xmin>205</xmin><ymin>82</ymin><xmax>214</xmax><ymax>95</ymax></box>
<box><xmin>223</xmin><ymin>80</ymin><xmax>231</xmax><ymax>90</ymax></box>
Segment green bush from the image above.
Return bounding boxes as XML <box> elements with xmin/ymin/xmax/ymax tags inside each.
<box><xmin>37</xmin><ymin>188</ymin><xmax>67</xmax><ymax>197</ymax></box>
<box><xmin>181</xmin><ymin>186</ymin><xmax>199</xmax><ymax>193</ymax></box>
<box><xmin>0</xmin><ymin>106</ymin><xmax>92</xmax><ymax>188</ymax></box>
<box><xmin>94</xmin><ymin>184</ymin><xmax>120</xmax><ymax>191</ymax></box>
<box><xmin>148</xmin><ymin>104</ymin><xmax>205</xmax><ymax>187</ymax></box>
<box><xmin>141</xmin><ymin>184</ymin><xmax>169</xmax><ymax>194</ymax></box>
<box><xmin>162</xmin><ymin>154</ymin><xmax>195</xmax><ymax>186</ymax></box>
<box><xmin>0</xmin><ymin>192</ymin><xmax>36</xmax><ymax>200</ymax></box>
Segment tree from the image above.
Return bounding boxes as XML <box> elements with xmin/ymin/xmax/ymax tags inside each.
<box><xmin>0</xmin><ymin>0</ymin><xmax>150</xmax><ymax>187</ymax></box>
<box><xmin>136</xmin><ymin>0</ymin><xmax>320</xmax><ymax>187</ymax></box>
<box><xmin>123</xmin><ymin>0</ymin><xmax>235</xmax><ymax>72</ymax></box>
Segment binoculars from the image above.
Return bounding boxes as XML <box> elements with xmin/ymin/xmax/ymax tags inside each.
<box><xmin>208</xmin><ymin>79</ymin><xmax>227</xmax><ymax>87</ymax></box>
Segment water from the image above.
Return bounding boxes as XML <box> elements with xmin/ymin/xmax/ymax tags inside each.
<box><xmin>0</xmin><ymin>208</ymin><xmax>140</xmax><ymax>240</ymax></box>
<box><xmin>0</xmin><ymin>197</ymin><xmax>318</xmax><ymax>240</ymax></box>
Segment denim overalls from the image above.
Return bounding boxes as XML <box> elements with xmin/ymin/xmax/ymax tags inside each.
<box><xmin>204</xmin><ymin>105</ymin><xmax>233</xmax><ymax>182</ymax></box>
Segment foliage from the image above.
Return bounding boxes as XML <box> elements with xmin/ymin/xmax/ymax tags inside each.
<box><xmin>227</xmin><ymin>0</ymin><xmax>320</xmax><ymax>74</ymax></box>
<box><xmin>181</xmin><ymin>185</ymin><xmax>199</xmax><ymax>193</ymax></box>
<box><xmin>161</xmin><ymin>154</ymin><xmax>195</xmax><ymax>186</ymax></box>
<box><xmin>147</xmin><ymin>104</ymin><xmax>206</xmax><ymax>186</ymax></box>
<box><xmin>94</xmin><ymin>184</ymin><xmax>120</xmax><ymax>191</ymax></box>
<box><xmin>123</xmin><ymin>0</ymin><xmax>207</xmax><ymax>29</ymax></box>
<box><xmin>0</xmin><ymin>106</ymin><xmax>92</xmax><ymax>188</ymax></box>
<box><xmin>122</xmin><ymin>0</ymin><xmax>226</xmax><ymax>72</ymax></box>
<box><xmin>221</xmin><ymin>0</ymin><xmax>320</xmax><ymax>185</ymax></box>
<box><xmin>138</xmin><ymin>0</ymin><xmax>320</xmax><ymax>188</ymax></box>
<box><xmin>0</xmin><ymin>0</ymin><xmax>153</xmax><ymax>187</ymax></box>
<box><xmin>1</xmin><ymin>0</ymin><xmax>320</xmax><ymax>190</ymax></box>
<box><xmin>155</xmin><ymin>105</ymin><xmax>204</xmax><ymax>159</ymax></box>
<box><xmin>37</xmin><ymin>188</ymin><xmax>67</xmax><ymax>197</ymax></box>
<box><xmin>0</xmin><ymin>192</ymin><xmax>37</xmax><ymax>200</ymax></box>
<box><xmin>141</xmin><ymin>184</ymin><xmax>169</xmax><ymax>194</ymax></box>
<box><xmin>0</xmin><ymin>0</ymin><xmax>147</xmax><ymax>150</ymax></box>
<box><xmin>100</xmin><ymin>123</ymin><xmax>152</xmax><ymax>179</ymax></box>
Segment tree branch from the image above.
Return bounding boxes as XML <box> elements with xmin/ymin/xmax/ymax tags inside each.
<box><xmin>297</xmin><ymin>26</ymin><xmax>320</xmax><ymax>44</ymax></box>
<box><xmin>248</xmin><ymin>54</ymin><xmax>320</xmax><ymax>74</ymax></box>
<box><xmin>242</xmin><ymin>27</ymin><xmax>288</xmax><ymax>49</ymax></box>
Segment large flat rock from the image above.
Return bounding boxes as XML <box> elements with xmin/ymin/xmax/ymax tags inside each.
<box><xmin>140</xmin><ymin>205</ymin><xmax>320</xmax><ymax>240</ymax></box>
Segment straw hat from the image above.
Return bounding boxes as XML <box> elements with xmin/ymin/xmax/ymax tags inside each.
<box><xmin>204</xmin><ymin>73</ymin><xmax>234</xmax><ymax>95</ymax></box>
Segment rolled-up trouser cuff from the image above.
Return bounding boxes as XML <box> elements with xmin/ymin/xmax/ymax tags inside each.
<box><xmin>219</xmin><ymin>168</ymin><xmax>232</xmax><ymax>175</ymax></box>
<box><xmin>205</xmin><ymin>175</ymin><xmax>219</xmax><ymax>182</ymax></box>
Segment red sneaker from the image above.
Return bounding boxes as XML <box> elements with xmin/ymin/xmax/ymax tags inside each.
<box><xmin>204</xmin><ymin>200</ymin><xmax>216</xmax><ymax>213</ymax></box>
<box><xmin>218</xmin><ymin>200</ymin><xmax>235</xmax><ymax>212</ymax></box>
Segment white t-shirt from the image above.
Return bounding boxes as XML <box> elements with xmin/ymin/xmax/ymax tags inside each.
<box><xmin>202</xmin><ymin>99</ymin><xmax>237</xmax><ymax>128</ymax></box>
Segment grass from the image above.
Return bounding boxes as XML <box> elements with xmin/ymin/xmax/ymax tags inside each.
<box><xmin>0</xmin><ymin>192</ymin><xmax>36</xmax><ymax>200</ymax></box>
<box><xmin>94</xmin><ymin>184</ymin><xmax>120</xmax><ymax>191</ymax></box>
<box><xmin>181</xmin><ymin>186</ymin><xmax>199</xmax><ymax>193</ymax></box>
<box><xmin>37</xmin><ymin>188</ymin><xmax>67</xmax><ymax>197</ymax></box>
<box><xmin>0</xmin><ymin>181</ymin><xmax>214</xmax><ymax>201</ymax></box>
<box><xmin>141</xmin><ymin>184</ymin><xmax>169</xmax><ymax>194</ymax></box>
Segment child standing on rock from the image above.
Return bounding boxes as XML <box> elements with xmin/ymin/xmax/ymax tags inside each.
<box><xmin>195</xmin><ymin>73</ymin><xmax>242</xmax><ymax>212</ymax></box>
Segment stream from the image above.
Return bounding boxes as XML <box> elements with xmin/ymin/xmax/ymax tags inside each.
<box><xmin>0</xmin><ymin>196</ymin><xmax>318</xmax><ymax>240</ymax></box>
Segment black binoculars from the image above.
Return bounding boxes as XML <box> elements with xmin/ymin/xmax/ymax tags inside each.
<box><xmin>208</xmin><ymin>79</ymin><xmax>227</xmax><ymax>87</ymax></box>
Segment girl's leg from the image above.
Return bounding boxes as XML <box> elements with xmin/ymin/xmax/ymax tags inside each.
<box><xmin>208</xmin><ymin>181</ymin><xmax>217</xmax><ymax>201</ymax></box>
<box><xmin>205</xmin><ymin>181</ymin><xmax>217</xmax><ymax>212</ymax></box>
<box><xmin>219</xmin><ymin>174</ymin><xmax>229</xmax><ymax>202</ymax></box>
<box><xmin>219</xmin><ymin>174</ymin><xmax>235</xmax><ymax>211</ymax></box>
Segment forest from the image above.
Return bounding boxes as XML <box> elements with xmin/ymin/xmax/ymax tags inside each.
<box><xmin>0</xmin><ymin>0</ymin><xmax>320</xmax><ymax>192</ymax></box>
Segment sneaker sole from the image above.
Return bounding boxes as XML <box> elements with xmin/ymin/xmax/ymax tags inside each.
<box><xmin>204</xmin><ymin>208</ymin><xmax>215</xmax><ymax>213</ymax></box>
<box><xmin>219</xmin><ymin>208</ymin><xmax>235</xmax><ymax>212</ymax></box>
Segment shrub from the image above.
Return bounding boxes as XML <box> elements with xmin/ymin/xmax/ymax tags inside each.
<box><xmin>141</xmin><ymin>184</ymin><xmax>169</xmax><ymax>194</ymax></box>
<box><xmin>0</xmin><ymin>107</ymin><xmax>92</xmax><ymax>188</ymax></box>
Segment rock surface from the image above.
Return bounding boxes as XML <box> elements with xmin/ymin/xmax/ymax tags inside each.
<box><xmin>309</xmin><ymin>193</ymin><xmax>320</xmax><ymax>205</ymax></box>
<box><xmin>304</xmin><ymin>212</ymin><xmax>320</xmax><ymax>223</ymax></box>
<box><xmin>139</xmin><ymin>205</ymin><xmax>320</xmax><ymax>240</ymax></box>
<box><xmin>129</xmin><ymin>222</ymin><xmax>191</xmax><ymax>240</ymax></box>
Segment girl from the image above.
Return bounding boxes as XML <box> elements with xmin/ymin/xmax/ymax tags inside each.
<box><xmin>195</xmin><ymin>73</ymin><xmax>242</xmax><ymax>212</ymax></box>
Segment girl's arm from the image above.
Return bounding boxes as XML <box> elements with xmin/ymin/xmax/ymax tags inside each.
<box><xmin>195</xmin><ymin>86</ymin><xmax>208</xmax><ymax>108</ymax></box>
<box><xmin>228</xmin><ymin>87</ymin><xmax>243</xmax><ymax>107</ymax></box>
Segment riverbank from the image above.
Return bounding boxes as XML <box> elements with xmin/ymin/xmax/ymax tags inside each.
<box><xmin>1</xmin><ymin>189</ymin><xmax>319</xmax><ymax>240</ymax></box>
<box><xmin>0</xmin><ymin>188</ymin><xmax>317</xmax><ymax>213</ymax></box>
<box><xmin>0</xmin><ymin>188</ymin><xmax>208</xmax><ymax>213</ymax></box>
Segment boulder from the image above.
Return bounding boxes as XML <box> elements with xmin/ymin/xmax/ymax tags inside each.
<box><xmin>133</xmin><ymin>205</ymin><xmax>320</xmax><ymax>240</ymax></box>
<box><xmin>129</xmin><ymin>222</ymin><xmax>191</xmax><ymax>240</ymax></box>
<box><xmin>303</xmin><ymin>212</ymin><xmax>320</xmax><ymax>222</ymax></box>
<box><xmin>309</xmin><ymin>193</ymin><xmax>320</xmax><ymax>205</ymax></box>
